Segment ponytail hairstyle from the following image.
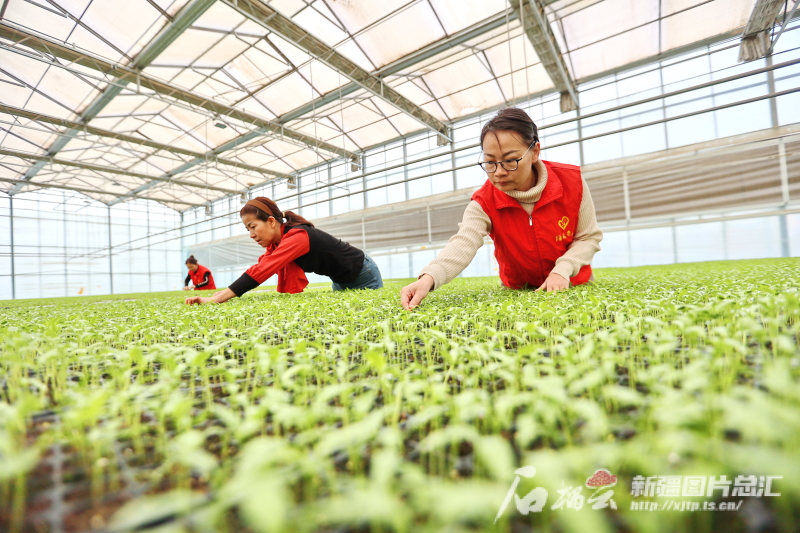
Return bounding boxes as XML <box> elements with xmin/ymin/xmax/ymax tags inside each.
<box><xmin>239</xmin><ymin>196</ymin><xmax>314</xmax><ymax>228</ymax></box>
<box><xmin>480</xmin><ymin>107</ymin><xmax>539</xmax><ymax>149</ymax></box>
<box><xmin>185</xmin><ymin>255</ymin><xmax>198</xmax><ymax>265</ymax></box>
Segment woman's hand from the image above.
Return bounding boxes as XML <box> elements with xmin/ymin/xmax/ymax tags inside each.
<box><xmin>185</xmin><ymin>296</ymin><xmax>214</xmax><ymax>305</ymax></box>
<box><xmin>536</xmin><ymin>272</ymin><xmax>570</xmax><ymax>292</ymax></box>
<box><xmin>401</xmin><ymin>274</ymin><xmax>435</xmax><ymax>310</ymax></box>
<box><xmin>184</xmin><ymin>288</ymin><xmax>236</xmax><ymax>305</ymax></box>
<box><xmin>182</xmin><ymin>286</ymin><xmax>191</xmax><ymax>291</ymax></box>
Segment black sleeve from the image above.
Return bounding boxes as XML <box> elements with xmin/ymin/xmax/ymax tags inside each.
<box><xmin>194</xmin><ymin>271</ymin><xmax>211</xmax><ymax>288</ymax></box>
<box><xmin>184</xmin><ymin>274</ymin><xmax>191</xmax><ymax>286</ymax></box>
<box><xmin>228</xmin><ymin>273</ymin><xmax>259</xmax><ymax>297</ymax></box>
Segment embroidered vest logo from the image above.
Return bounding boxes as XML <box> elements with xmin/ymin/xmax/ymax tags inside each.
<box><xmin>558</xmin><ymin>216</ymin><xmax>569</xmax><ymax>230</ymax></box>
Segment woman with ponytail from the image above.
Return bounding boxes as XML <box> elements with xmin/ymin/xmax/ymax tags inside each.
<box><xmin>185</xmin><ymin>197</ymin><xmax>382</xmax><ymax>305</ymax></box>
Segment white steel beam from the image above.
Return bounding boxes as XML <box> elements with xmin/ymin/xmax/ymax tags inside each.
<box><xmin>510</xmin><ymin>0</ymin><xmax>578</xmax><ymax>112</ymax></box>
<box><xmin>739</xmin><ymin>0</ymin><xmax>795</xmax><ymax>61</ymax></box>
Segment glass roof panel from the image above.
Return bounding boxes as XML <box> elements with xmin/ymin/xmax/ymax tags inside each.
<box><xmin>436</xmin><ymin>79</ymin><xmax>507</xmax><ymax>119</ymax></box>
<box><xmin>418</xmin><ymin>54</ymin><xmax>495</xmax><ymax>101</ymax></box>
<box><xmin>236</xmin><ymin>18</ymin><xmax>270</xmax><ymax>37</ymax></box>
<box><xmin>387</xmin><ymin>110</ymin><xmax>425</xmax><ymax>136</ymax></box>
<box><xmin>168</xmin><ymin>69</ymin><xmax>209</xmax><ymax>91</ymax></box>
<box><xmin>80</xmin><ymin>0</ymin><xmax>166</xmax><ymax>59</ymax></box>
<box><xmin>267</xmin><ymin>0</ymin><xmax>308</xmax><ymax>19</ymax></box>
<box><xmin>0</xmin><ymin>128</ymin><xmax>46</xmax><ymax>153</ymax></box>
<box><xmin>264</xmin><ymin>34</ymin><xmax>312</xmax><ymax>67</ymax></box>
<box><xmin>483</xmin><ymin>33</ymin><xmax>542</xmax><ymax>79</ymax></box>
<box><xmin>194</xmin><ymin>34</ymin><xmax>251</xmax><ymax>69</ymax></box>
<box><xmin>661</xmin><ymin>0</ymin><xmax>754</xmax><ymax>52</ymax></box>
<box><xmin>36</xmin><ymin>64</ymin><xmax>102</xmax><ymax>114</ymax></box>
<box><xmin>663</xmin><ymin>0</ymin><xmax>719</xmax><ymax>16</ymax></box>
<box><xmin>0</xmin><ymin>49</ymin><xmax>52</xmax><ymax>92</ymax></box>
<box><xmin>292</xmin><ymin>2</ymin><xmax>349</xmax><ymax>48</ymax></box>
<box><xmin>324</xmin><ymin>0</ymin><xmax>409</xmax><ymax>34</ymax></box>
<box><xmin>193</xmin><ymin>75</ymin><xmax>248</xmax><ymax>104</ymax></box>
<box><xmin>151</xmin><ymin>28</ymin><xmax>224</xmax><ymax>67</ymax></box>
<box><xmin>546</xmin><ymin>0</ymin><xmax>604</xmax><ymax>19</ymax></box>
<box><xmin>567</xmin><ymin>23</ymin><xmax>660</xmax><ymax>79</ymax></box>
<box><xmin>24</xmin><ymin>91</ymin><xmax>77</xmax><ymax>120</ymax></box>
<box><xmin>428</xmin><ymin>0</ymin><xmax>509</xmax><ymax>34</ymax></box>
<box><xmin>193</xmin><ymin>1</ymin><xmax>248</xmax><ymax>32</ymax></box>
<box><xmin>298</xmin><ymin>60</ymin><xmax>348</xmax><ymax>96</ymax></box>
<box><xmin>253</xmin><ymin>71</ymin><xmax>319</xmax><ymax>116</ymax></box>
<box><xmin>225</xmin><ymin>49</ymin><xmax>290</xmax><ymax>90</ymax></box>
<box><xmin>259</xmin><ymin>138</ymin><xmax>327</xmax><ymax>169</ymax></box>
<box><xmin>354</xmin><ymin>2</ymin><xmax>447</xmax><ymax>68</ymax></box>
<box><xmin>242</xmin><ymin>46</ymin><xmax>293</xmax><ymax>79</ymax></box>
<box><xmin>0</xmin><ymin>113</ymin><xmax>59</xmax><ymax>150</ymax></box>
<box><xmin>496</xmin><ymin>63</ymin><xmax>555</xmax><ymax>101</ymax></box>
<box><xmin>67</xmin><ymin>25</ymin><xmax>129</xmax><ymax>62</ymax></box>
<box><xmin>95</xmin><ymin>93</ymin><xmax>153</xmax><ymax>118</ymax></box>
<box><xmin>0</xmin><ymin>67</ymin><xmax>38</xmax><ymax>110</ymax></box>
<box><xmin>346</xmin><ymin>119</ymin><xmax>401</xmax><ymax>148</ymax></box>
<box><xmin>331</xmin><ymin>39</ymin><xmax>375</xmax><ymax>71</ymax></box>
<box><xmin>325</xmin><ymin>98</ymin><xmax>384</xmax><ymax>133</ymax></box>
<box><xmin>3</xmin><ymin>0</ymin><xmax>80</xmax><ymax>42</ymax></box>
<box><xmin>236</xmin><ymin>96</ymin><xmax>278</xmax><ymax>120</ymax></box>
<box><xmin>390</xmin><ymin>79</ymin><xmax>448</xmax><ymax>120</ymax></box>
<box><xmin>559</xmin><ymin>0</ymin><xmax>659</xmax><ymax>52</ymax></box>
<box><xmin>291</xmin><ymin>120</ymin><xmax>350</xmax><ymax>147</ymax></box>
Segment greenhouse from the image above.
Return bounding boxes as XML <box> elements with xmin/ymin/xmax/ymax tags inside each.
<box><xmin>0</xmin><ymin>0</ymin><xmax>799</xmax><ymax>531</ymax></box>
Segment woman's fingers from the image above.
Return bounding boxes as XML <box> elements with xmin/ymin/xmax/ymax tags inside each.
<box><xmin>537</xmin><ymin>273</ymin><xmax>569</xmax><ymax>292</ymax></box>
<box><xmin>408</xmin><ymin>286</ymin><xmax>428</xmax><ymax>309</ymax></box>
<box><xmin>400</xmin><ymin>286</ymin><xmax>414</xmax><ymax>310</ymax></box>
<box><xmin>400</xmin><ymin>282</ymin><xmax>429</xmax><ymax>310</ymax></box>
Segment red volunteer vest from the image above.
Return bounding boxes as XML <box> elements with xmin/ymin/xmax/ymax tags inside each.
<box><xmin>188</xmin><ymin>264</ymin><xmax>216</xmax><ymax>290</ymax></box>
<box><xmin>472</xmin><ymin>160</ymin><xmax>593</xmax><ymax>289</ymax></box>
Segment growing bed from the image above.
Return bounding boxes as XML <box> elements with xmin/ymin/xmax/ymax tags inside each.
<box><xmin>1</xmin><ymin>258</ymin><xmax>799</xmax><ymax>533</ymax></box>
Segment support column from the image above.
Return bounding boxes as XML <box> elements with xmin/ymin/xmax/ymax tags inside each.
<box><xmin>779</xmin><ymin>214</ymin><xmax>790</xmax><ymax>257</ymax></box>
<box><xmin>327</xmin><ymin>162</ymin><xmax>333</xmax><ymax>217</ymax></box>
<box><xmin>361</xmin><ymin>215</ymin><xmax>366</xmax><ymax>251</ymax></box>
<box><xmin>107</xmin><ymin>206</ymin><xmax>114</xmax><ymax>294</ymax></box>
<box><xmin>622</xmin><ymin>169</ymin><xmax>631</xmax><ymax>222</ymax></box>
<box><xmin>147</xmin><ymin>203</ymin><xmax>152</xmax><ymax>292</ymax></box>
<box><xmin>672</xmin><ymin>222</ymin><xmax>679</xmax><ymax>264</ymax></box>
<box><xmin>403</xmin><ymin>139</ymin><xmax>410</xmax><ymax>201</ymax></box>
<box><xmin>9</xmin><ymin>196</ymin><xmax>15</xmax><ymax>300</ymax></box>
<box><xmin>361</xmin><ymin>155</ymin><xmax>368</xmax><ymax>209</ymax></box>
<box><xmin>778</xmin><ymin>137</ymin><xmax>791</xmax><ymax>257</ymax></box>
<box><xmin>767</xmin><ymin>55</ymin><xmax>779</xmax><ymax>128</ymax></box>
<box><xmin>450</xmin><ymin>137</ymin><xmax>458</xmax><ymax>191</ymax></box>
<box><xmin>426</xmin><ymin>204</ymin><xmax>433</xmax><ymax>244</ymax></box>
<box><xmin>62</xmin><ymin>193</ymin><xmax>68</xmax><ymax>294</ymax></box>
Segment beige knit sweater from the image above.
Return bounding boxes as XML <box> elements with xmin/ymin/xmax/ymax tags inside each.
<box><xmin>419</xmin><ymin>159</ymin><xmax>603</xmax><ymax>289</ymax></box>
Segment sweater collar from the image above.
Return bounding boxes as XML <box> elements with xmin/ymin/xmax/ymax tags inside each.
<box><xmin>493</xmin><ymin>160</ymin><xmax>562</xmax><ymax>209</ymax></box>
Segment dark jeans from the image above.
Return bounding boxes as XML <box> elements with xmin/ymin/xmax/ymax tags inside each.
<box><xmin>331</xmin><ymin>255</ymin><xmax>383</xmax><ymax>291</ymax></box>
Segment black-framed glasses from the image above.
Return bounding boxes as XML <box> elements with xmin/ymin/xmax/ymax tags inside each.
<box><xmin>477</xmin><ymin>139</ymin><xmax>538</xmax><ymax>173</ymax></box>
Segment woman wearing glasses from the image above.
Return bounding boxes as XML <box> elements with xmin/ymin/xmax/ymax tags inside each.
<box><xmin>401</xmin><ymin>107</ymin><xmax>602</xmax><ymax>309</ymax></box>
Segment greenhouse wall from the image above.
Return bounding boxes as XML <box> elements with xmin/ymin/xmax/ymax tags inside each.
<box><xmin>3</xmin><ymin>27</ymin><xmax>800</xmax><ymax>299</ymax></box>
<box><xmin>0</xmin><ymin>191</ymin><xmax>182</xmax><ymax>300</ymax></box>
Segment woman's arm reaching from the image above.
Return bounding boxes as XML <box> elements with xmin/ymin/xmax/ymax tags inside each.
<box><xmin>185</xmin><ymin>288</ymin><xmax>236</xmax><ymax>305</ymax></box>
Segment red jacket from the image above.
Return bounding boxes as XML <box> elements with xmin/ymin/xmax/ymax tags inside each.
<box><xmin>187</xmin><ymin>264</ymin><xmax>216</xmax><ymax>290</ymax></box>
<box><xmin>471</xmin><ymin>160</ymin><xmax>592</xmax><ymax>289</ymax></box>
